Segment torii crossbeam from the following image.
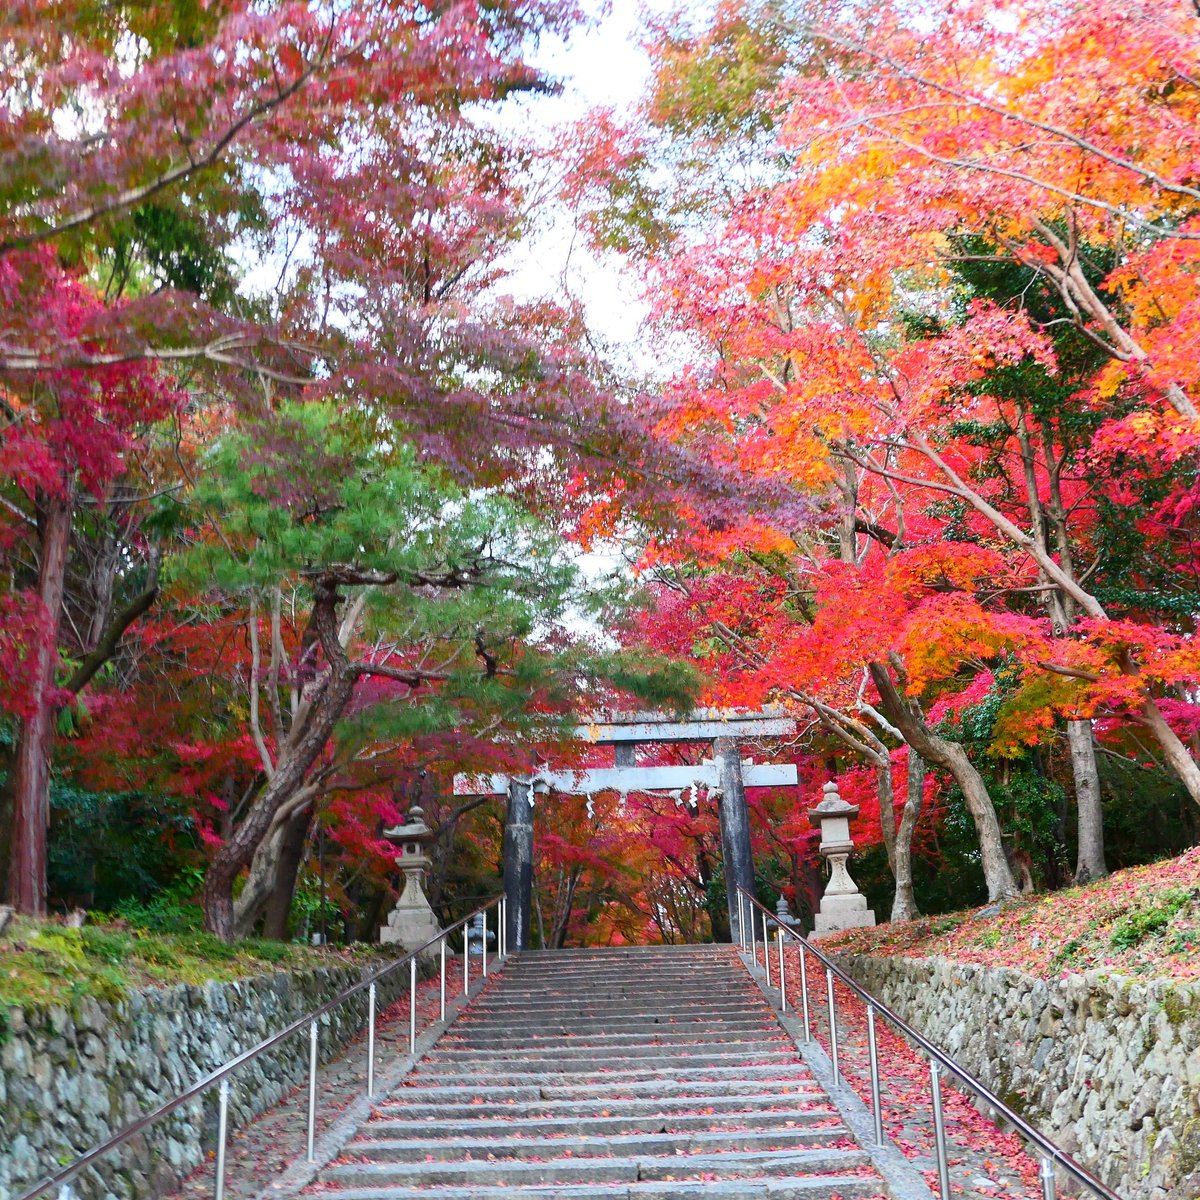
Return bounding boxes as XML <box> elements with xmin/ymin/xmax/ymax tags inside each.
<box><xmin>453</xmin><ymin>708</ymin><xmax>798</xmax><ymax>950</ymax></box>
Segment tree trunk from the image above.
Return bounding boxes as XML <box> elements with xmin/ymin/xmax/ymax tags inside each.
<box><xmin>8</xmin><ymin>491</ymin><xmax>73</xmax><ymax>915</ymax></box>
<box><xmin>1141</xmin><ymin>697</ymin><xmax>1200</xmax><ymax>810</ymax></box>
<box><xmin>1067</xmin><ymin>719</ymin><xmax>1106</xmax><ymax>884</ymax></box>
<box><xmin>203</xmin><ymin>673</ymin><xmax>354</xmax><ymax>940</ymax></box>
<box><xmin>249</xmin><ymin>806</ymin><xmax>315</xmax><ymax>940</ymax></box>
<box><xmin>891</xmin><ymin>749</ymin><xmax>925</xmax><ymax>922</ymax></box>
<box><xmin>869</xmin><ymin>662</ymin><xmax>1018</xmax><ymax>902</ymax></box>
<box><xmin>550</xmin><ymin>867</ymin><xmax>581</xmax><ymax>948</ymax></box>
<box><xmin>876</xmin><ymin>755</ymin><xmax>896</xmax><ymax>873</ymax></box>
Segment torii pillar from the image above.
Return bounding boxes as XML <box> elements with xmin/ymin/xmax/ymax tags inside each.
<box><xmin>715</xmin><ymin>736</ymin><xmax>756</xmax><ymax>946</ymax></box>
<box><xmin>503</xmin><ymin>778</ymin><xmax>534</xmax><ymax>952</ymax></box>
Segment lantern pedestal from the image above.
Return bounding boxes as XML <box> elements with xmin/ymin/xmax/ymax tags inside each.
<box><xmin>808</xmin><ymin>781</ymin><xmax>876</xmax><ymax>935</ymax></box>
<box><xmin>380</xmin><ymin>805</ymin><xmax>442</xmax><ymax>953</ymax></box>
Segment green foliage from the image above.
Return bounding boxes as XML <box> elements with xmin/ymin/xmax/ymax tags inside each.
<box><xmin>703</xmin><ymin>858</ymin><xmax>728</xmax><ymax>936</ymax></box>
<box><xmin>1052</xmin><ymin>937</ymin><xmax>1084</xmax><ymax>966</ymax></box>
<box><xmin>78</xmin><ymin>927</ymin><xmax>135</xmax><ymax>964</ymax></box>
<box><xmin>1110</xmin><ymin>887</ymin><xmax>1197</xmax><ymax>950</ymax></box>
<box><xmin>651</xmin><ymin>4</ymin><xmax>789</xmax><ymax>140</ymax></box>
<box><xmin>928</xmin><ymin>915</ymin><xmax>965</xmax><ymax>936</ymax></box>
<box><xmin>99</xmin><ymin>202</ymin><xmax>244</xmax><ymax>304</ymax></box>
<box><xmin>289</xmin><ymin>864</ymin><xmax>344</xmax><ymax>944</ymax></box>
<box><xmin>588</xmin><ymin>649</ymin><xmax>701</xmax><ymax>715</ymax></box>
<box><xmin>110</xmin><ymin>867</ymin><xmax>206</xmax><ymax>933</ymax></box>
<box><xmin>48</xmin><ymin>784</ymin><xmax>199</xmax><ymax>914</ymax></box>
<box><xmin>930</xmin><ymin>668</ymin><xmax>1071</xmax><ymax>891</ymax></box>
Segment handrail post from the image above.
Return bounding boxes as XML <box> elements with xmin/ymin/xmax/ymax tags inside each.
<box><xmin>763</xmin><ymin>911</ymin><xmax>771</xmax><ymax>985</ymax></box>
<box><xmin>737</xmin><ymin>891</ymin><xmax>746</xmax><ymax>950</ymax></box>
<box><xmin>825</xmin><ymin>966</ymin><xmax>840</xmax><ymax>1087</ymax></box>
<box><xmin>463</xmin><ymin>926</ymin><xmax>470</xmax><ymax>996</ymax></box>
<box><xmin>930</xmin><ymin>1059</ymin><xmax>951</xmax><ymax>1199</ymax></box>
<box><xmin>214</xmin><ymin>1079</ymin><xmax>230</xmax><ymax>1200</ymax></box>
<box><xmin>366</xmin><ymin>982</ymin><xmax>376</xmax><ymax>1098</ymax></box>
<box><xmin>798</xmin><ymin>942</ymin><xmax>811</xmax><ymax>1042</ymax></box>
<box><xmin>1041</xmin><ymin>1156</ymin><xmax>1057</xmax><ymax>1200</ymax></box>
<box><xmin>482</xmin><ymin>910</ymin><xmax>488</xmax><ymax>977</ymax></box>
<box><xmin>867</xmin><ymin>1003</ymin><xmax>883</xmax><ymax>1145</ymax></box>
<box><xmin>306</xmin><ymin>1020</ymin><xmax>318</xmax><ymax>1163</ymax></box>
<box><xmin>409</xmin><ymin>957</ymin><xmax>417</xmax><ymax>1056</ymax></box>
<box><xmin>440</xmin><ymin>934</ymin><xmax>447</xmax><ymax>1022</ymax></box>
<box><xmin>777</xmin><ymin>929</ymin><xmax>786</xmax><ymax>1011</ymax></box>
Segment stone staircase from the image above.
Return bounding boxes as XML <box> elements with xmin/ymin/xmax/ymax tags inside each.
<box><xmin>307</xmin><ymin>945</ymin><xmax>893</xmax><ymax>1199</ymax></box>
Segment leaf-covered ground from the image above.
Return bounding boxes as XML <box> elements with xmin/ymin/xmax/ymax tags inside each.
<box><xmin>822</xmin><ymin>846</ymin><xmax>1200</xmax><ymax>981</ymax></box>
<box><xmin>771</xmin><ymin>947</ymin><xmax>1043</xmax><ymax>1199</ymax></box>
<box><xmin>0</xmin><ymin>915</ymin><xmax>397</xmax><ymax>1009</ymax></box>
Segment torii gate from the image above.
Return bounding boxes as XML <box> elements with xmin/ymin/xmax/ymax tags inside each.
<box><xmin>453</xmin><ymin>708</ymin><xmax>798</xmax><ymax>951</ymax></box>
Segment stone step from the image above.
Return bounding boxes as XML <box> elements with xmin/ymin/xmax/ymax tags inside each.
<box><xmin>403</xmin><ymin>1062</ymin><xmax>814</xmax><ymax>1087</ymax></box>
<box><xmin>447</xmin><ymin>1021</ymin><xmax>780</xmax><ymax>1043</ymax></box>
<box><xmin>368</xmin><ymin>1091</ymin><xmax>833</xmax><ymax>1123</ymax></box>
<box><xmin>401</xmin><ymin>1068</ymin><xmax>812</xmax><ymax>1089</ymax></box>
<box><xmin>358</xmin><ymin>1109</ymin><xmax>841</xmax><ymax>1139</ymax></box>
<box><xmin>304</xmin><ymin>1177</ymin><xmax>883</xmax><ymax>1200</ymax></box>
<box><xmin>494</xmin><ymin>969</ymin><xmax>739</xmax><ymax>979</ymax></box>
<box><xmin>389</xmin><ymin>1077</ymin><xmax>823</xmax><ymax>1103</ymax></box>
<box><xmin>453</xmin><ymin>1012</ymin><xmax>776</xmax><ymax>1028</ymax></box>
<box><xmin>441</xmin><ymin>1037</ymin><xmax>787</xmax><ymax>1054</ymax></box>
<box><xmin>506</xmin><ymin>948</ymin><xmax>734</xmax><ymax>960</ymax></box>
<box><xmin>496</xmin><ymin>970</ymin><xmax>746</xmax><ymax>979</ymax></box>
<box><xmin>482</xmin><ymin>995</ymin><xmax>757</xmax><ymax>1008</ymax></box>
<box><xmin>487</xmin><ymin>979</ymin><xmax>748</xmax><ymax>988</ymax></box>
<box><xmin>477</xmin><ymin>996</ymin><xmax>759</xmax><ymax>1010</ymax></box>
<box><xmin>345</xmin><ymin>1127</ymin><xmax>849</xmax><ymax>1162</ymax></box>
<box><xmin>463</xmin><ymin>1001</ymin><xmax>766</xmax><ymax>1018</ymax></box>
<box><xmin>480</xmin><ymin>987</ymin><xmax>760</xmax><ymax>1002</ymax></box>
<box><xmin>435</xmin><ymin>1029</ymin><xmax>788</xmax><ymax>1048</ymax></box>
<box><xmin>417</xmin><ymin>1056</ymin><xmax>801</xmax><ymax>1075</ymax></box>
<box><xmin>425</xmin><ymin>1038</ymin><xmax>793</xmax><ymax>1057</ymax></box>
<box><xmin>323</xmin><ymin>1147</ymin><xmax>871</xmax><ymax>1188</ymax></box>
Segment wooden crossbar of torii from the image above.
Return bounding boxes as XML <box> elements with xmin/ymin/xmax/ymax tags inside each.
<box><xmin>452</xmin><ymin>708</ymin><xmax>798</xmax><ymax>951</ymax></box>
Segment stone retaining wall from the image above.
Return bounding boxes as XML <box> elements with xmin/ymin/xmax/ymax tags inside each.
<box><xmin>0</xmin><ymin>960</ymin><xmax>412</xmax><ymax>1200</ymax></box>
<box><xmin>837</xmin><ymin>953</ymin><xmax>1200</xmax><ymax>1200</ymax></box>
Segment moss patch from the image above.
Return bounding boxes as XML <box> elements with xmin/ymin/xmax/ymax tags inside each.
<box><xmin>0</xmin><ymin>916</ymin><xmax>395</xmax><ymax>1010</ymax></box>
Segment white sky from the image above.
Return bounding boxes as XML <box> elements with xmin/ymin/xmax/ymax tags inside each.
<box><xmin>488</xmin><ymin>1</ymin><xmax>685</xmax><ymax>594</ymax></box>
<box><xmin>493</xmin><ymin>0</ymin><xmax>673</xmax><ymax>365</ymax></box>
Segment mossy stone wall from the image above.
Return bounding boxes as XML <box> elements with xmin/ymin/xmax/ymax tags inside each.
<box><xmin>838</xmin><ymin>953</ymin><xmax>1200</xmax><ymax>1200</ymax></box>
<box><xmin>0</xmin><ymin>961</ymin><xmax>410</xmax><ymax>1200</ymax></box>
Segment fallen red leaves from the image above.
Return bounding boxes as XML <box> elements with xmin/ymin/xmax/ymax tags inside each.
<box><xmin>822</xmin><ymin>846</ymin><xmax>1200</xmax><ymax>981</ymax></box>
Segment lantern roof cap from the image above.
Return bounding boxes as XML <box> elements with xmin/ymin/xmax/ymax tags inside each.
<box><xmin>807</xmin><ymin>780</ymin><xmax>859</xmax><ymax>826</ymax></box>
<box><xmin>383</xmin><ymin>804</ymin><xmax>434</xmax><ymax>845</ymax></box>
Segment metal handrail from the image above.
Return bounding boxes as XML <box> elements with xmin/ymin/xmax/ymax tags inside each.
<box><xmin>736</xmin><ymin>887</ymin><xmax>1123</xmax><ymax>1200</ymax></box>
<box><xmin>16</xmin><ymin>894</ymin><xmax>508</xmax><ymax>1200</ymax></box>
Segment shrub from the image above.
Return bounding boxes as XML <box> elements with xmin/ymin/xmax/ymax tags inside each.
<box><xmin>1110</xmin><ymin>887</ymin><xmax>1196</xmax><ymax>951</ymax></box>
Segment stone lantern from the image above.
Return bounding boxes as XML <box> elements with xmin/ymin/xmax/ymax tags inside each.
<box><xmin>466</xmin><ymin>911</ymin><xmax>495</xmax><ymax>957</ymax></box>
<box><xmin>775</xmin><ymin>894</ymin><xmax>801</xmax><ymax>934</ymax></box>
<box><xmin>808</xmin><ymin>780</ymin><xmax>876</xmax><ymax>935</ymax></box>
<box><xmin>380</xmin><ymin>804</ymin><xmax>442</xmax><ymax>952</ymax></box>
